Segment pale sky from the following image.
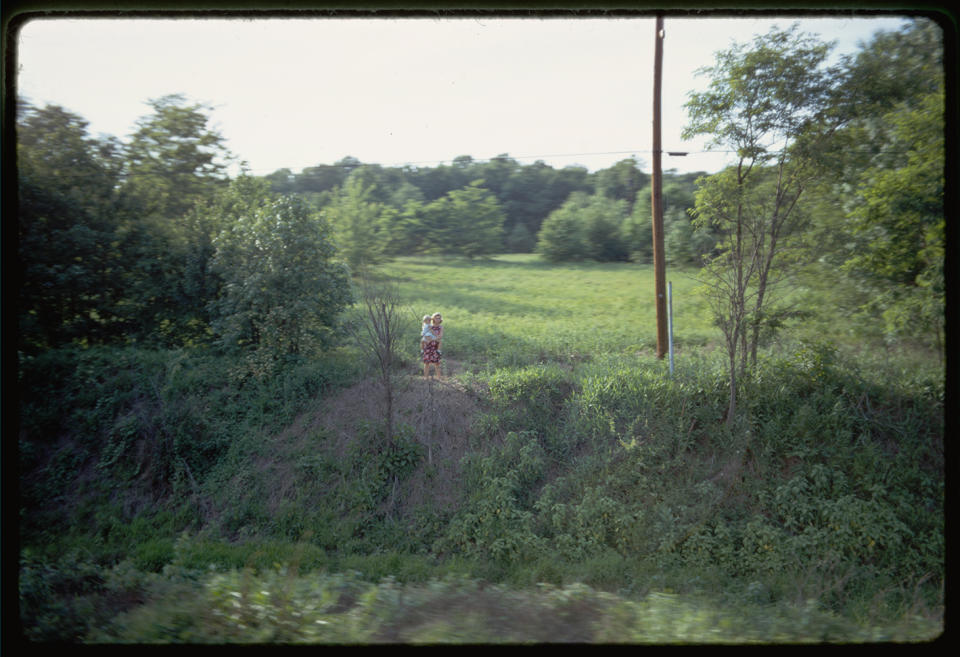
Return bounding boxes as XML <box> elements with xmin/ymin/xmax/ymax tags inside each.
<box><xmin>15</xmin><ymin>12</ymin><xmax>916</xmax><ymax>176</ymax></box>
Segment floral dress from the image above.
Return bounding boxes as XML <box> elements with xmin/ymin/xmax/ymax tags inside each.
<box><xmin>422</xmin><ymin>324</ymin><xmax>442</xmax><ymax>364</ymax></box>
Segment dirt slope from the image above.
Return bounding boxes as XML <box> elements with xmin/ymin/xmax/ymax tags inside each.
<box><xmin>258</xmin><ymin>360</ymin><xmax>488</xmax><ymax>517</ymax></box>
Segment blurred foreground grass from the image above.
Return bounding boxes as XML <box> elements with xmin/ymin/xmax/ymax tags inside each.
<box><xmin>87</xmin><ymin>567</ymin><xmax>940</xmax><ymax>644</ymax></box>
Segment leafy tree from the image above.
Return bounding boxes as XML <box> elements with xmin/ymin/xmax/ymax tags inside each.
<box><xmin>665</xmin><ymin>206</ymin><xmax>715</xmax><ymax>266</ymax></box>
<box><xmin>683</xmin><ymin>24</ymin><xmax>841</xmax><ymax>424</ymax></box>
<box><xmin>441</xmin><ymin>181</ymin><xmax>506</xmax><ymax>258</ymax></box>
<box><xmin>120</xmin><ymin>93</ymin><xmax>232</xmax><ymax>220</ymax></box>
<box><xmin>388</xmin><ymin>181</ymin><xmax>426</xmax><ymax>209</ymax></box>
<box><xmin>114</xmin><ymin>94</ymin><xmax>234</xmax><ymax>343</ymax></box>
<box><xmin>536</xmin><ymin>192</ymin><xmax>590</xmax><ymax>262</ymax></box>
<box><xmin>325</xmin><ymin>176</ymin><xmax>392</xmax><ymax>271</ymax></box>
<box><xmin>505</xmin><ymin>222</ymin><xmax>537</xmax><ymax>253</ymax></box>
<box><xmin>209</xmin><ymin>179</ymin><xmax>352</xmax><ymax>358</ymax></box>
<box><xmin>583</xmin><ymin>197</ymin><xmax>630</xmax><ymax>262</ymax></box>
<box><xmin>621</xmin><ymin>188</ymin><xmax>654</xmax><ymax>262</ymax></box>
<box><xmin>16</xmin><ymin>102</ymin><xmax>125</xmax><ymax>349</ymax></box>
<box><xmin>381</xmin><ymin>199</ymin><xmax>428</xmax><ymax>256</ymax></box>
<box><xmin>382</xmin><ymin>181</ymin><xmax>504</xmax><ymax>258</ymax></box>
<box><xmin>475</xmin><ymin>154</ymin><xmax>519</xmax><ymax>201</ymax></box>
<box><xmin>536</xmin><ymin>192</ymin><xmax>628</xmax><ymax>262</ymax></box>
<box><xmin>263</xmin><ymin>168</ymin><xmax>297</xmax><ymax>195</ymax></box>
<box><xmin>843</xmin><ymin>87</ymin><xmax>945</xmax><ymax>354</ymax></box>
<box><xmin>593</xmin><ymin>157</ymin><xmax>649</xmax><ymax>212</ymax></box>
<box><xmin>292</xmin><ymin>163</ymin><xmax>348</xmax><ymax>206</ymax></box>
<box><xmin>825</xmin><ymin>19</ymin><xmax>945</xmax><ymax>356</ymax></box>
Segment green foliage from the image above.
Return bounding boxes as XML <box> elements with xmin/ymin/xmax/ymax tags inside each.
<box><xmin>442</xmin><ymin>181</ymin><xmax>506</xmax><ymax>258</ymax></box>
<box><xmin>389</xmin><ymin>181</ymin><xmax>505</xmax><ymax>258</ymax></box>
<box><xmin>535</xmin><ymin>192</ymin><xmax>630</xmax><ymax>262</ymax></box>
<box><xmin>210</xmin><ymin>180</ymin><xmax>353</xmax><ymax>358</ymax></box>
<box><xmin>16</xmin><ymin>102</ymin><xmax>126</xmax><ymax>350</ymax></box>
<box><xmin>533</xmin><ymin>192</ymin><xmax>588</xmax><ymax>261</ymax></box>
<box><xmin>121</xmin><ymin>93</ymin><xmax>231</xmax><ymax>220</ymax></box>
<box><xmin>593</xmin><ymin>157</ymin><xmax>649</xmax><ymax>211</ymax></box>
<box><xmin>842</xmin><ymin>86</ymin><xmax>944</xmax><ymax>347</ymax></box>
<box><xmin>17</xmin><ymin>21</ymin><xmax>947</xmax><ymax>641</ymax></box>
<box><xmin>19</xmin><ymin>259</ymin><xmax>944</xmax><ymax>642</ymax></box>
<box><xmin>325</xmin><ymin>175</ymin><xmax>392</xmax><ymax>270</ymax></box>
<box><xmin>77</xmin><ymin>568</ymin><xmax>941</xmax><ymax>644</ymax></box>
<box><xmin>441</xmin><ymin>431</ymin><xmax>547</xmax><ymax>565</ymax></box>
<box><xmin>485</xmin><ymin>363</ymin><xmax>576</xmax><ymax>438</ymax></box>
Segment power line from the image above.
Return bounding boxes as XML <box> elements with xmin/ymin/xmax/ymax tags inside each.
<box><xmin>237</xmin><ymin>144</ymin><xmax>916</xmax><ymax>175</ymax></box>
<box><xmin>238</xmin><ymin>148</ymin><xmax>730</xmax><ymax>175</ymax></box>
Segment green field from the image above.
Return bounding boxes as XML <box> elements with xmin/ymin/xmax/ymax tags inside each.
<box><xmin>377</xmin><ymin>254</ymin><xmax>891</xmax><ymax>373</ymax></box>
<box><xmin>380</xmin><ymin>254</ymin><xmax>713</xmax><ymax>367</ymax></box>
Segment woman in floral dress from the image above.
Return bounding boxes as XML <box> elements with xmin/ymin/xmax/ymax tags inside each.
<box><xmin>422</xmin><ymin>312</ymin><xmax>443</xmax><ymax>378</ymax></box>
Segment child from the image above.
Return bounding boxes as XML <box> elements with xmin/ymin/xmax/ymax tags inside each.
<box><xmin>420</xmin><ymin>314</ymin><xmax>437</xmax><ymax>358</ymax></box>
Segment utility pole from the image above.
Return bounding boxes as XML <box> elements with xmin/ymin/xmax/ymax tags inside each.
<box><xmin>651</xmin><ymin>15</ymin><xmax>668</xmax><ymax>359</ymax></box>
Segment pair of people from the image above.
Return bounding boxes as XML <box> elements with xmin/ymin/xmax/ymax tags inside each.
<box><xmin>420</xmin><ymin>312</ymin><xmax>443</xmax><ymax>378</ymax></box>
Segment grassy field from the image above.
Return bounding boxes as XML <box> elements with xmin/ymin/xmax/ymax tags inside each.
<box><xmin>376</xmin><ymin>253</ymin><xmax>906</xmax><ymax>373</ymax></box>
<box><xmin>379</xmin><ymin>254</ymin><xmax>716</xmax><ymax>369</ymax></box>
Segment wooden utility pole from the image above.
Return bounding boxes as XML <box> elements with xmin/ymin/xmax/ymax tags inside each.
<box><xmin>651</xmin><ymin>15</ymin><xmax>668</xmax><ymax>359</ymax></box>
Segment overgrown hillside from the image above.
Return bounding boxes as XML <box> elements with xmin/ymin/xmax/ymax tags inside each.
<box><xmin>17</xmin><ymin>261</ymin><xmax>944</xmax><ymax>642</ymax></box>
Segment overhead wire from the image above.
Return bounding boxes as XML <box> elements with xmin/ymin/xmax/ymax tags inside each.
<box><xmin>238</xmin><ymin>147</ymin><xmax>740</xmax><ymax>175</ymax></box>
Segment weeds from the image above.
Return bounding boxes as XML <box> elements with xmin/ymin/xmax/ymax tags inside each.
<box><xmin>17</xmin><ymin>258</ymin><xmax>944</xmax><ymax>643</ymax></box>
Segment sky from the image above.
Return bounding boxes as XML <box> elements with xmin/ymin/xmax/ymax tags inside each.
<box><xmin>15</xmin><ymin>11</ymin><xmax>917</xmax><ymax>177</ymax></box>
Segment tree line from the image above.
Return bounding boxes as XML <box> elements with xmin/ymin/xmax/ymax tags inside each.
<box><xmin>15</xmin><ymin>93</ymin><xmax>705</xmax><ymax>356</ymax></box>
<box><xmin>16</xmin><ymin>18</ymin><xmax>944</xmax><ymax>370</ymax></box>
<box><xmin>260</xmin><ymin>151</ymin><xmax>707</xmax><ymax>265</ymax></box>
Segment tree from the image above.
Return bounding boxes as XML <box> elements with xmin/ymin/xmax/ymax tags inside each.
<box><xmin>505</xmin><ymin>222</ymin><xmax>537</xmax><ymax>253</ymax></box>
<box><xmin>442</xmin><ymin>181</ymin><xmax>505</xmax><ymax>258</ymax></box>
<box><xmin>121</xmin><ymin>93</ymin><xmax>232</xmax><ymax>220</ymax></box>
<box><xmin>828</xmin><ymin>19</ymin><xmax>945</xmax><ymax>357</ymax></box>
<box><xmin>16</xmin><ymin>102</ymin><xmax>125</xmax><ymax>349</ymax></box>
<box><xmin>536</xmin><ymin>192</ymin><xmax>629</xmax><ymax>263</ymax></box>
<box><xmin>349</xmin><ymin>278</ymin><xmax>408</xmax><ymax>446</ymax></box>
<box><xmin>263</xmin><ymin>168</ymin><xmax>296</xmax><ymax>195</ymax></box>
<box><xmin>594</xmin><ymin>157</ymin><xmax>649</xmax><ymax>212</ymax></box>
<box><xmin>536</xmin><ymin>192</ymin><xmax>590</xmax><ymax>262</ymax></box>
<box><xmin>210</xmin><ymin>179</ymin><xmax>353</xmax><ymax>359</ymax></box>
<box><xmin>325</xmin><ymin>176</ymin><xmax>391</xmax><ymax>271</ymax></box>
<box><xmin>683</xmin><ymin>24</ymin><xmax>840</xmax><ymax>424</ymax></box>
<box><xmin>115</xmin><ymin>94</ymin><xmax>235</xmax><ymax>343</ymax></box>
<box><xmin>843</xmin><ymin>87</ymin><xmax>945</xmax><ymax>355</ymax></box>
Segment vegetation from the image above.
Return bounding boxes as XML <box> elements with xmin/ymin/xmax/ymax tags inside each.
<box><xmin>15</xmin><ymin>18</ymin><xmax>944</xmax><ymax>644</ymax></box>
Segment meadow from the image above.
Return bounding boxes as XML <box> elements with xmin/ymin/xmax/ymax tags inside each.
<box><xmin>381</xmin><ymin>254</ymin><xmax>717</xmax><ymax>367</ymax></box>
<box><xmin>18</xmin><ymin>255</ymin><xmax>944</xmax><ymax>643</ymax></box>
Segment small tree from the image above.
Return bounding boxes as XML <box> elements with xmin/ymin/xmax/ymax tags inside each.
<box><xmin>535</xmin><ymin>193</ymin><xmax>588</xmax><ymax>262</ymax></box>
<box><xmin>349</xmin><ymin>277</ymin><xmax>407</xmax><ymax>445</ymax></box>
<box><xmin>439</xmin><ymin>181</ymin><xmax>505</xmax><ymax>258</ymax></box>
<box><xmin>210</xmin><ymin>180</ymin><xmax>353</xmax><ymax>360</ymax></box>
<box><xmin>325</xmin><ymin>176</ymin><xmax>390</xmax><ymax>272</ymax></box>
<box><xmin>683</xmin><ymin>24</ymin><xmax>840</xmax><ymax>424</ymax></box>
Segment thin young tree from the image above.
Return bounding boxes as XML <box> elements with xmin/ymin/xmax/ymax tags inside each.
<box><xmin>350</xmin><ymin>277</ymin><xmax>407</xmax><ymax>445</ymax></box>
<box><xmin>683</xmin><ymin>24</ymin><xmax>841</xmax><ymax>424</ymax></box>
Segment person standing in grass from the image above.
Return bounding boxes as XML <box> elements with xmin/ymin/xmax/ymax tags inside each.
<box><xmin>422</xmin><ymin>312</ymin><xmax>443</xmax><ymax>378</ymax></box>
<box><xmin>420</xmin><ymin>315</ymin><xmax>437</xmax><ymax>360</ymax></box>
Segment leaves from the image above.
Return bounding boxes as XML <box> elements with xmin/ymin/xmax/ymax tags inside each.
<box><xmin>210</xmin><ymin>179</ymin><xmax>353</xmax><ymax>357</ymax></box>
